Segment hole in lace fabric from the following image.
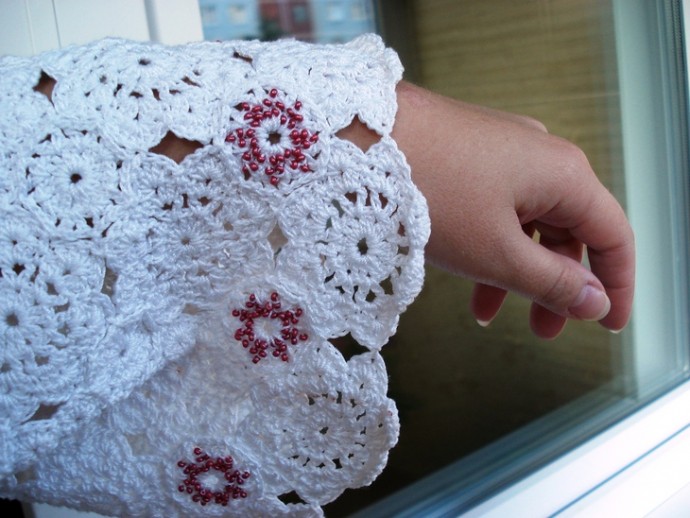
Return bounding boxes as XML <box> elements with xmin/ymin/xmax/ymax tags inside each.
<box><xmin>330</xmin><ymin>334</ymin><xmax>368</xmax><ymax>361</ymax></box>
<box><xmin>379</xmin><ymin>276</ymin><xmax>394</xmax><ymax>296</ymax></box>
<box><xmin>149</xmin><ymin>131</ymin><xmax>203</xmax><ymax>164</ymax></box>
<box><xmin>101</xmin><ymin>266</ymin><xmax>118</xmax><ymax>300</ymax></box>
<box><xmin>268</xmin><ymin>224</ymin><xmax>288</xmax><ymax>256</ymax></box>
<box><xmin>182</xmin><ymin>76</ymin><xmax>200</xmax><ymax>87</ymax></box>
<box><xmin>5</xmin><ymin>313</ymin><xmax>19</xmax><ymax>327</ymax></box>
<box><xmin>33</xmin><ymin>70</ymin><xmax>56</xmax><ymax>104</ymax></box>
<box><xmin>278</xmin><ymin>490</ymin><xmax>307</xmax><ymax>505</ymax></box>
<box><xmin>15</xmin><ymin>468</ymin><xmax>37</xmax><ymax>484</ymax></box>
<box><xmin>183</xmin><ymin>303</ymin><xmax>200</xmax><ymax>315</ymax></box>
<box><xmin>336</xmin><ymin>116</ymin><xmax>382</xmax><ymax>152</ymax></box>
<box><xmin>54</xmin><ymin>302</ymin><xmax>70</xmax><ymax>314</ymax></box>
<box><xmin>232</xmin><ymin>50</ymin><xmax>254</xmax><ymax>64</ymax></box>
<box><xmin>27</xmin><ymin>403</ymin><xmax>62</xmax><ymax>422</ymax></box>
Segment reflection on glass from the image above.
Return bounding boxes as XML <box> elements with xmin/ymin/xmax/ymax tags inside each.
<box><xmin>198</xmin><ymin>0</ymin><xmax>376</xmax><ymax>42</ymax></box>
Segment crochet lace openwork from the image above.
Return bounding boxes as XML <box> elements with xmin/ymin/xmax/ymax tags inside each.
<box><xmin>0</xmin><ymin>35</ymin><xmax>429</xmax><ymax>516</ymax></box>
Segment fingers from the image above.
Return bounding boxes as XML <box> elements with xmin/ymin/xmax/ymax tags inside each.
<box><xmin>513</xmin><ymin>138</ymin><xmax>634</xmax><ymax>334</ymax></box>
<box><xmin>474</xmin><ymin>220</ymin><xmax>608</xmax><ymax>339</ymax></box>
<box><xmin>527</xmin><ymin>223</ymin><xmax>584</xmax><ymax>338</ymax></box>
<box><xmin>470</xmin><ymin>283</ymin><xmax>508</xmax><ymax>326</ymax></box>
<box><xmin>570</xmin><ymin>194</ymin><xmax>635</xmax><ymax>332</ymax></box>
<box><xmin>498</xmin><ymin>193</ymin><xmax>632</xmax><ymax>336</ymax></box>
<box><xmin>500</xmin><ymin>223</ymin><xmax>612</xmax><ymax>323</ymax></box>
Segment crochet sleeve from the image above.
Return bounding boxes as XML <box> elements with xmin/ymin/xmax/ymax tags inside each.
<box><xmin>0</xmin><ymin>36</ymin><xmax>429</xmax><ymax>517</ymax></box>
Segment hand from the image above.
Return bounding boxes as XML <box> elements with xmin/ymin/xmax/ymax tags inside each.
<box><xmin>391</xmin><ymin>82</ymin><xmax>634</xmax><ymax>339</ymax></box>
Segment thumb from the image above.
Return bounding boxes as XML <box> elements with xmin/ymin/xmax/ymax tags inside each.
<box><xmin>499</xmin><ymin>229</ymin><xmax>611</xmax><ymax>323</ymax></box>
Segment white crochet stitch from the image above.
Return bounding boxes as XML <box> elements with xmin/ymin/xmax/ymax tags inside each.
<box><xmin>0</xmin><ymin>35</ymin><xmax>429</xmax><ymax>516</ymax></box>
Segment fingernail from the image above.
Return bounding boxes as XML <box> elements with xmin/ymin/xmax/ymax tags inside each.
<box><xmin>569</xmin><ymin>285</ymin><xmax>611</xmax><ymax>321</ymax></box>
<box><xmin>476</xmin><ymin>319</ymin><xmax>491</xmax><ymax>328</ymax></box>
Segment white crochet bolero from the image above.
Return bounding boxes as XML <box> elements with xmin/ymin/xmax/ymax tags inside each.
<box><xmin>0</xmin><ymin>35</ymin><xmax>429</xmax><ymax>517</ymax></box>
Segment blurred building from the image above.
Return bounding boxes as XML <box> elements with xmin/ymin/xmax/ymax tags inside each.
<box><xmin>198</xmin><ymin>0</ymin><xmax>376</xmax><ymax>42</ymax></box>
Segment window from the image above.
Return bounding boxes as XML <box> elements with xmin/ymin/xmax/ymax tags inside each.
<box><xmin>350</xmin><ymin>1</ymin><xmax>370</xmax><ymax>22</ymax></box>
<box><xmin>327</xmin><ymin>1</ymin><xmax>346</xmax><ymax>22</ymax></box>
<box><xmin>228</xmin><ymin>4</ymin><xmax>249</xmax><ymax>24</ymax></box>
<box><xmin>200</xmin><ymin>4</ymin><xmax>218</xmax><ymax>25</ymax></box>
<box><xmin>292</xmin><ymin>4</ymin><xmax>310</xmax><ymax>24</ymax></box>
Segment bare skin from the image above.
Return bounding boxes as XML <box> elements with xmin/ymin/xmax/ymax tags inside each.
<box><xmin>390</xmin><ymin>81</ymin><xmax>635</xmax><ymax>339</ymax></box>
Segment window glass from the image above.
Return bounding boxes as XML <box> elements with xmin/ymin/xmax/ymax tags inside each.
<box><xmin>198</xmin><ymin>0</ymin><xmax>690</xmax><ymax>515</ymax></box>
<box><xmin>228</xmin><ymin>5</ymin><xmax>249</xmax><ymax>25</ymax></box>
<box><xmin>200</xmin><ymin>4</ymin><xmax>218</xmax><ymax>25</ymax></box>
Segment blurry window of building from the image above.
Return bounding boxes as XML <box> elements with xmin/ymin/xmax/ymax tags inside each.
<box><xmin>228</xmin><ymin>4</ymin><xmax>249</xmax><ymax>24</ymax></box>
<box><xmin>327</xmin><ymin>1</ymin><xmax>346</xmax><ymax>22</ymax></box>
<box><xmin>350</xmin><ymin>0</ymin><xmax>369</xmax><ymax>21</ymax></box>
<box><xmin>200</xmin><ymin>4</ymin><xmax>218</xmax><ymax>25</ymax></box>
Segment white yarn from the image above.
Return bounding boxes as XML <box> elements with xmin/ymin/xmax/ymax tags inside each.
<box><xmin>0</xmin><ymin>35</ymin><xmax>429</xmax><ymax>516</ymax></box>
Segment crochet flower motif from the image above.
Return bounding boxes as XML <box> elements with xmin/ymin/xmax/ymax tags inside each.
<box><xmin>225</xmin><ymin>88</ymin><xmax>321</xmax><ymax>187</ymax></box>
<box><xmin>232</xmin><ymin>292</ymin><xmax>309</xmax><ymax>364</ymax></box>
<box><xmin>177</xmin><ymin>447</ymin><xmax>251</xmax><ymax>507</ymax></box>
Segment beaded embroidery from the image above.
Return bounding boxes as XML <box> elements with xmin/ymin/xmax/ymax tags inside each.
<box><xmin>225</xmin><ymin>88</ymin><xmax>321</xmax><ymax>186</ymax></box>
<box><xmin>177</xmin><ymin>448</ymin><xmax>251</xmax><ymax>507</ymax></box>
<box><xmin>232</xmin><ymin>292</ymin><xmax>308</xmax><ymax>364</ymax></box>
<box><xmin>0</xmin><ymin>35</ymin><xmax>429</xmax><ymax>517</ymax></box>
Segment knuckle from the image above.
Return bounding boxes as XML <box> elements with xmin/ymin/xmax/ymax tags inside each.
<box><xmin>517</xmin><ymin>114</ymin><xmax>548</xmax><ymax>133</ymax></box>
<box><xmin>539</xmin><ymin>265</ymin><xmax>578</xmax><ymax>313</ymax></box>
<box><xmin>555</xmin><ymin>138</ymin><xmax>592</xmax><ymax>177</ymax></box>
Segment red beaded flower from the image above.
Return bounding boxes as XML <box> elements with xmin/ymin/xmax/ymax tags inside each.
<box><xmin>232</xmin><ymin>292</ymin><xmax>309</xmax><ymax>364</ymax></box>
<box><xmin>177</xmin><ymin>447</ymin><xmax>251</xmax><ymax>507</ymax></box>
<box><xmin>225</xmin><ymin>88</ymin><xmax>320</xmax><ymax>187</ymax></box>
